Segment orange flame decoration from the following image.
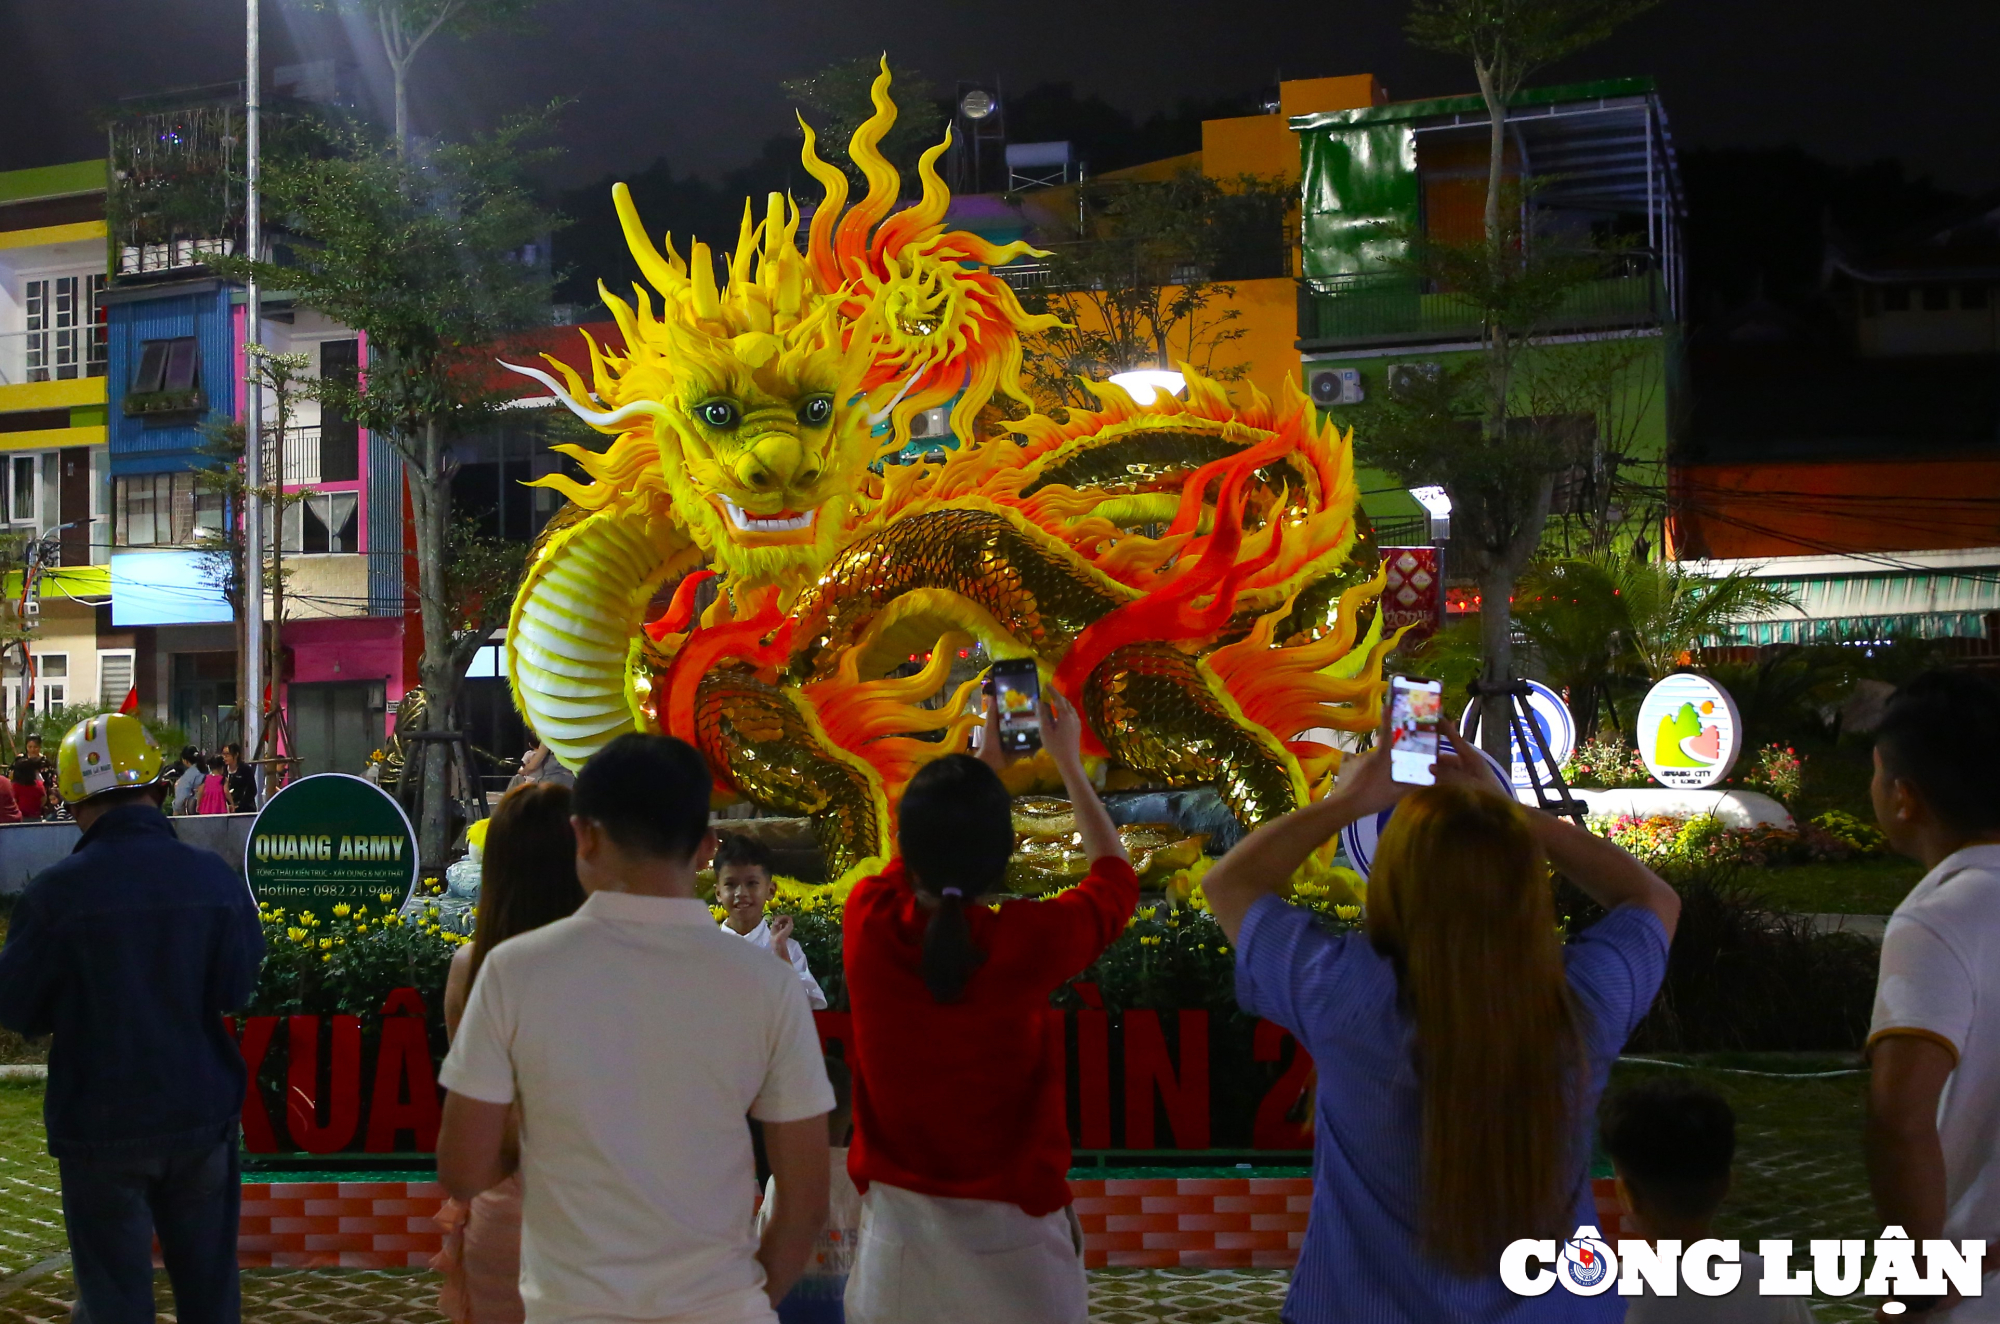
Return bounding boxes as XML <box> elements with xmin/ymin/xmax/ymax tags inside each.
<box><xmin>870</xmin><ymin>371</ymin><xmax>1359</xmax><ymax>617</ymax></box>
<box><xmin>799</xmin><ymin>60</ymin><xmax>1060</xmax><ymax>447</ymax></box>
<box><xmin>1052</xmin><ymin>456</ymin><xmax>1286</xmax><ymax>750</ymax></box>
<box><xmin>645</xmin><ymin>570</ymin><xmax>716</xmax><ymax>643</ymax></box>
<box><xmin>658</xmin><ymin>587</ymin><xmax>794</xmax><ymax>751</ymax></box>
<box><xmin>1207</xmin><ymin>564</ymin><xmax>1409</xmax><ymax>788</ymax></box>
<box><xmin>802</xmin><ymin>632</ymin><xmax>983</xmax><ymax>811</ymax></box>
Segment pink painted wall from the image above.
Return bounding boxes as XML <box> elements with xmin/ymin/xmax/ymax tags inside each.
<box><xmin>283</xmin><ymin>616</ymin><xmax>408</xmax><ymax>697</ymax></box>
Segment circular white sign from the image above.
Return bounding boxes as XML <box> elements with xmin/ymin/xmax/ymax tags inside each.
<box><xmin>1635</xmin><ymin>673</ymin><xmax>1743</xmax><ymax>790</ymax></box>
<box><xmin>1340</xmin><ymin>746</ymin><xmax>1510</xmax><ymax>878</ymax></box>
<box><xmin>1458</xmin><ymin>680</ymin><xmax>1577</xmax><ymax>790</ymax></box>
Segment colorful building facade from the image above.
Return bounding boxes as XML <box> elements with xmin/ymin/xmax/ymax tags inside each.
<box><xmin>0</xmin><ymin>161</ymin><xmax>124</xmax><ymax>725</ymax></box>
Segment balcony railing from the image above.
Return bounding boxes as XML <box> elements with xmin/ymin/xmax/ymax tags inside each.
<box><xmin>262</xmin><ymin>426</ymin><xmax>320</xmax><ymax>486</ymax></box>
<box><xmin>1297</xmin><ymin>254</ymin><xmax>1665</xmax><ymax>349</ymax></box>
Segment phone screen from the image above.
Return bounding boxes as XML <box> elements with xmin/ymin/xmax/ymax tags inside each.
<box><xmin>989</xmin><ymin>659</ymin><xmax>1042</xmax><ymax>753</ymax></box>
<box><xmin>1388</xmin><ymin>675</ymin><xmax>1443</xmax><ymax>786</ymax></box>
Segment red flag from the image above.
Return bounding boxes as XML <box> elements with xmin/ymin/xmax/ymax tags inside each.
<box><xmin>118</xmin><ymin>686</ymin><xmax>138</xmax><ymax>716</ymax></box>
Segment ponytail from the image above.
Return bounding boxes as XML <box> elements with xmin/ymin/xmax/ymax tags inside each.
<box><xmin>900</xmin><ymin>755</ymin><xmax>1014</xmax><ymax>1005</ymax></box>
<box><xmin>920</xmin><ymin>885</ymin><xmax>987</xmax><ymax>1003</ymax></box>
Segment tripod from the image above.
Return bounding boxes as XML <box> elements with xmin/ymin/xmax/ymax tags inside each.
<box><xmin>1463</xmin><ymin>678</ymin><xmax>1590</xmax><ymax>827</ymax></box>
<box><xmin>397</xmin><ymin>729</ymin><xmax>490</xmax><ymax>871</ymax></box>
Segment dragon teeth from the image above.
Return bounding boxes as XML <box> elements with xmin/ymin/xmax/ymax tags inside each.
<box><xmin>721</xmin><ymin>497</ymin><xmax>815</xmax><ymax>533</ymax></box>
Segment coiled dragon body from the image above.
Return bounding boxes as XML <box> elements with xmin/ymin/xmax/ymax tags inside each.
<box><xmin>503</xmin><ymin>65</ymin><xmax>1402</xmax><ymax>886</ymax></box>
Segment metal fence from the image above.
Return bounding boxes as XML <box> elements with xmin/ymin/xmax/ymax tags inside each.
<box><xmin>1297</xmin><ymin>254</ymin><xmax>1665</xmax><ymax>348</ymax></box>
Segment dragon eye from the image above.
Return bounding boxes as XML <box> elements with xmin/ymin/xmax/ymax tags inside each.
<box><xmin>799</xmin><ymin>397</ymin><xmax>833</xmax><ymax>427</ymax></box>
<box><xmin>696</xmin><ymin>400</ymin><xmax>739</xmax><ymax>429</ymax></box>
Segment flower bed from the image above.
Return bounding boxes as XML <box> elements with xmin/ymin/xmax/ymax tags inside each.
<box><xmin>1592</xmin><ymin>810</ymin><xmax>1886</xmax><ymax>870</ymax></box>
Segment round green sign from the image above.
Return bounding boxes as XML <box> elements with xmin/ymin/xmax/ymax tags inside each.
<box><xmin>245</xmin><ymin>773</ymin><xmax>419</xmax><ymax>922</ymax></box>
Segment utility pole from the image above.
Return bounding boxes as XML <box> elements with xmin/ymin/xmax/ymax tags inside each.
<box><xmin>242</xmin><ymin>0</ymin><xmax>265</xmax><ymax>775</ymax></box>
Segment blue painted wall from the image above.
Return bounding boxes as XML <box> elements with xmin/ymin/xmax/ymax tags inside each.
<box><xmin>107</xmin><ymin>282</ymin><xmax>235</xmax><ymax>477</ymax></box>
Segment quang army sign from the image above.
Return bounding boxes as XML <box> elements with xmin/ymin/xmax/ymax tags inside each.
<box><xmin>245</xmin><ymin>773</ymin><xmax>418</xmax><ymax>922</ymax></box>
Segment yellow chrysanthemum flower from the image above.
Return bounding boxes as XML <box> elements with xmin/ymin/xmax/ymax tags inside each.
<box><xmin>332</xmin><ymin>903</ymin><xmax>351</xmax><ymax>918</ymax></box>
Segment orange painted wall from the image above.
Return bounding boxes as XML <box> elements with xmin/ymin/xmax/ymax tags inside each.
<box><xmin>1670</xmin><ymin>459</ymin><xmax>2000</xmax><ymax>559</ymax></box>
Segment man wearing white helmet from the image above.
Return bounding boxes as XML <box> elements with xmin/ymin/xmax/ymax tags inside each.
<box><xmin>0</xmin><ymin>714</ymin><xmax>264</xmax><ymax>1324</ymax></box>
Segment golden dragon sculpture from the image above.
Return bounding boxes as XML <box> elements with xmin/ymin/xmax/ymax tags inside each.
<box><xmin>502</xmin><ymin>63</ymin><xmax>1403</xmax><ymax>888</ymax></box>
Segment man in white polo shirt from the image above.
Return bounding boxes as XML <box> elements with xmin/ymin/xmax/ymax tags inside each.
<box><xmin>437</xmin><ymin>734</ymin><xmax>834</xmax><ymax>1324</ymax></box>
<box><xmin>1867</xmin><ymin>670</ymin><xmax>2000</xmax><ymax>1319</ymax></box>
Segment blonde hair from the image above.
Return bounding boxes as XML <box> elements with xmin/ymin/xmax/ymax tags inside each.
<box><xmin>1364</xmin><ymin>782</ymin><xmax>1584</xmax><ymax>1272</ymax></box>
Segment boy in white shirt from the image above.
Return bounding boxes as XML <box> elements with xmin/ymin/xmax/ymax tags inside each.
<box><xmin>1600</xmin><ymin>1078</ymin><xmax>1816</xmax><ymax>1323</ymax></box>
<box><xmin>716</xmin><ymin>834</ymin><xmax>829</xmax><ymax>1010</ymax></box>
<box><xmin>437</xmin><ymin>734</ymin><xmax>834</xmax><ymax>1324</ymax></box>
<box><xmin>1868</xmin><ymin>670</ymin><xmax>2000</xmax><ymax>1319</ymax></box>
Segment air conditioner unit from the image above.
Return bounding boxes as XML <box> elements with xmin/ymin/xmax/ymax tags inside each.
<box><xmin>1307</xmin><ymin>368</ymin><xmax>1363</xmax><ymax>407</ymax></box>
<box><xmin>908</xmin><ymin>406</ymin><xmax>952</xmax><ymax>440</ymax></box>
<box><xmin>1385</xmin><ymin>362</ymin><xmax>1441</xmax><ymax>399</ymax></box>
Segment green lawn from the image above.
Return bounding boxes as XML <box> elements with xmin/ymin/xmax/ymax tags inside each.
<box><xmin>1738</xmin><ymin>855</ymin><xmax>1921</xmax><ymax>915</ymax></box>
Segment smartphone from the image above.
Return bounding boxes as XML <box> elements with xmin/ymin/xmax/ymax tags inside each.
<box><xmin>1388</xmin><ymin>674</ymin><xmax>1443</xmax><ymax>786</ymax></box>
<box><xmin>988</xmin><ymin>658</ymin><xmax>1043</xmax><ymax>754</ymax></box>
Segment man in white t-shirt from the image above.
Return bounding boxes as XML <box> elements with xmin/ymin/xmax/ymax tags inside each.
<box><xmin>437</xmin><ymin>734</ymin><xmax>835</xmax><ymax>1324</ymax></box>
<box><xmin>1868</xmin><ymin>670</ymin><xmax>2000</xmax><ymax>1319</ymax></box>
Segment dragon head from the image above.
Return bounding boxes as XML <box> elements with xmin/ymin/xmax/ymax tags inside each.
<box><xmin>512</xmin><ymin>63</ymin><xmax>1058</xmax><ymax>587</ymax></box>
<box><xmin>520</xmin><ymin>189</ymin><xmax>878</xmax><ymax>585</ymax></box>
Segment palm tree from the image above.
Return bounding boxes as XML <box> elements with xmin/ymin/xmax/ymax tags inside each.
<box><xmin>1608</xmin><ymin>558</ymin><xmax>1797</xmax><ymax>681</ymax></box>
<box><xmin>1514</xmin><ymin>556</ymin><xmax>1797</xmax><ymax>731</ymax></box>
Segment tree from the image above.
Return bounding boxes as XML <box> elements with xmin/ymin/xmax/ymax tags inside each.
<box><xmin>1362</xmin><ymin>0</ymin><xmax>1660</xmax><ymax>759</ymax></box>
<box><xmin>1015</xmin><ymin>170</ymin><xmax>1292</xmax><ymax>414</ymax></box>
<box><xmin>780</xmin><ymin>57</ymin><xmax>946</xmax><ymax>189</ymax></box>
<box><xmin>1513</xmin><ymin>555</ymin><xmax>1796</xmax><ymax>730</ymax></box>
<box><xmin>219</xmin><ymin>112</ymin><xmax>553</xmax><ymax>862</ymax></box>
<box><xmin>306</xmin><ymin>0</ymin><xmax>548</xmax><ymax>155</ymax></box>
<box><xmin>1406</xmin><ymin>0</ymin><xmax>1659</xmax><ymax>253</ymax></box>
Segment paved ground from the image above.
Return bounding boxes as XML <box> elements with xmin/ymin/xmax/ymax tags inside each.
<box><xmin>0</xmin><ymin>1063</ymin><xmax>1883</xmax><ymax>1323</ymax></box>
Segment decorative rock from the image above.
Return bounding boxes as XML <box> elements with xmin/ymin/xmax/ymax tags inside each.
<box><xmin>1556</xmin><ymin>787</ymin><xmax>1794</xmax><ymax>830</ymax></box>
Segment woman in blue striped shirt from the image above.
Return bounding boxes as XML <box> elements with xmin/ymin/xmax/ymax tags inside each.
<box><xmin>1203</xmin><ymin>716</ymin><xmax>1679</xmax><ymax>1321</ymax></box>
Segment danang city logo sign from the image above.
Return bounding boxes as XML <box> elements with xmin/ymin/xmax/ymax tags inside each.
<box><xmin>1504</xmin><ymin>1226</ymin><xmax>1985</xmax><ymax>1314</ymax></box>
<box><xmin>245</xmin><ymin>773</ymin><xmax>418</xmax><ymax>923</ymax></box>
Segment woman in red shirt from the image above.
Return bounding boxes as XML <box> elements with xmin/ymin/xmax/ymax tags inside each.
<box><xmin>841</xmin><ymin>695</ymin><xmax>1134</xmax><ymax>1324</ymax></box>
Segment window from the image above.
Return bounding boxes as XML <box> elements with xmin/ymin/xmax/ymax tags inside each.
<box><xmin>97</xmin><ymin>651</ymin><xmax>134</xmax><ymax>709</ymax></box>
<box><xmin>113</xmin><ymin>473</ymin><xmax>224</xmax><ymax>547</ymax></box>
<box><xmin>20</xmin><ymin>276</ymin><xmax>100</xmax><ymax>382</ymax></box>
<box><xmin>9</xmin><ymin>457</ymin><xmax>35</xmax><ymax>526</ymax></box>
<box><xmin>1922</xmin><ymin>285</ymin><xmax>1952</xmax><ymax>312</ymax></box>
<box><xmin>164</xmin><ymin>338</ymin><xmax>199</xmax><ymax>391</ymax></box>
<box><xmin>1882</xmin><ymin>286</ymin><xmax>1911</xmax><ymax>312</ymax></box>
<box><xmin>130</xmin><ymin>336</ymin><xmax>200</xmax><ymax>395</ymax></box>
<box><xmin>281</xmin><ymin>491</ymin><xmax>360</xmax><ymax>553</ymax></box>
<box><xmin>36</xmin><ymin>653</ymin><xmax>66</xmax><ymax>713</ymax></box>
<box><xmin>318</xmin><ymin>339</ymin><xmax>361</xmax><ymax>482</ymax></box>
<box><xmin>1964</xmin><ymin>285</ymin><xmax>1990</xmax><ymax>310</ymax></box>
<box><xmin>86</xmin><ymin>275</ymin><xmax>108</xmax><ymax>377</ymax></box>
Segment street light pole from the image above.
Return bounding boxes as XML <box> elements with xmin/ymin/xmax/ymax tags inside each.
<box><xmin>243</xmin><ymin>0</ymin><xmax>265</xmax><ymax>771</ymax></box>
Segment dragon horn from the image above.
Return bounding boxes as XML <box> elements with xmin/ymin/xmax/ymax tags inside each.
<box><xmin>497</xmin><ymin>360</ymin><xmax>671</xmax><ymax>430</ymax></box>
<box><xmin>866</xmin><ymin>367</ymin><xmax>928</xmax><ymax>432</ymax></box>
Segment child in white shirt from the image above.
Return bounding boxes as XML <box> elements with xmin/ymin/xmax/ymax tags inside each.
<box><xmin>1602</xmin><ymin>1078</ymin><xmax>1816</xmax><ymax>1323</ymax></box>
<box><xmin>717</xmin><ymin>833</ymin><xmax>829</xmax><ymax>1010</ymax></box>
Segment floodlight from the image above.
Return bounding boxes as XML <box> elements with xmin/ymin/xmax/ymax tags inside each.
<box><xmin>1108</xmin><ymin>370</ymin><xmax>1186</xmax><ymax>405</ymax></box>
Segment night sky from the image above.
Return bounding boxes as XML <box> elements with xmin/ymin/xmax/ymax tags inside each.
<box><xmin>5</xmin><ymin>0</ymin><xmax>1994</xmax><ymax>193</ymax></box>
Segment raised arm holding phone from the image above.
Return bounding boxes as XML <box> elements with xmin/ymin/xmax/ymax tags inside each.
<box><xmin>1202</xmin><ymin>688</ymin><xmax>1679</xmax><ymax>1322</ymax></box>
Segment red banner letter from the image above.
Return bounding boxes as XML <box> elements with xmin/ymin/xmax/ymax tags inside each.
<box><xmin>1123</xmin><ymin>1010</ymin><xmax>1209</xmax><ymax>1150</ymax></box>
<box><xmin>230</xmin><ymin>1016</ymin><xmax>281</xmax><ymax>1153</ymax></box>
<box><xmin>1253</xmin><ymin>1019</ymin><xmax>1316</xmax><ymax>1150</ymax></box>
<box><xmin>287</xmin><ymin>1014</ymin><xmax>362</xmax><ymax>1154</ymax></box>
<box><xmin>365</xmin><ymin>989</ymin><xmax>440</xmax><ymax>1152</ymax></box>
<box><xmin>1073</xmin><ymin>985</ymin><xmax>1111</xmax><ymax>1149</ymax></box>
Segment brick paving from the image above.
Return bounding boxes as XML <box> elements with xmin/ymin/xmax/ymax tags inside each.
<box><xmin>0</xmin><ymin>1064</ymin><xmax>1888</xmax><ymax>1322</ymax></box>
